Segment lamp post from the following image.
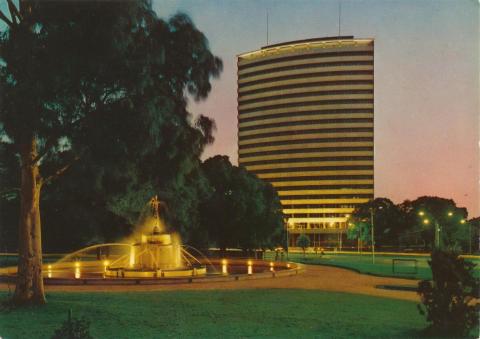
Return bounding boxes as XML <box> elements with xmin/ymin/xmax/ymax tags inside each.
<box><xmin>371</xmin><ymin>207</ymin><xmax>375</xmax><ymax>264</ymax></box>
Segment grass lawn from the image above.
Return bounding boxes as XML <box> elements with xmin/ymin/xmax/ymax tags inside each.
<box><xmin>266</xmin><ymin>252</ymin><xmax>480</xmax><ymax>281</ymax></box>
<box><xmin>0</xmin><ymin>289</ymin><xmax>427</xmax><ymax>338</ymax></box>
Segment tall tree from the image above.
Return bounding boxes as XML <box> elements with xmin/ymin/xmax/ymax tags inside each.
<box><xmin>346</xmin><ymin>198</ymin><xmax>405</xmax><ymax>247</ymax></box>
<box><xmin>401</xmin><ymin>197</ymin><xmax>468</xmax><ymax>250</ymax></box>
<box><xmin>200</xmin><ymin>156</ymin><xmax>284</xmax><ymax>252</ymax></box>
<box><xmin>0</xmin><ymin>1</ymin><xmax>221</xmax><ymax>304</ymax></box>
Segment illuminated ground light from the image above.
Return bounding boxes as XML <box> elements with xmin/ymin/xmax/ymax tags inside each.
<box><xmin>74</xmin><ymin>262</ymin><xmax>81</xmax><ymax>279</ymax></box>
<box><xmin>269</xmin><ymin>262</ymin><xmax>274</xmax><ymax>272</ymax></box>
<box><xmin>221</xmin><ymin>259</ymin><xmax>228</xmax><ymax>275</ymax></box>
<box><xmin>47</xmin><ymin>265</ymin><xmax>52</xmax><ymax>278</ymax></box>
<box><xmin>247</xmin><ymin>260</ymin><xmax>253</xmax><ymax>275</ymax></box>
<box><xmin>103</xmin><ymin>260</ymin><xmax>110</xmax><ymax>272</ymax></box>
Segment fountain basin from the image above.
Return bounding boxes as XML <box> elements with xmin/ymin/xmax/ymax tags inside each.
<box><xmin>0</xmin><ymin>258</ymin><xmax>303</xmax><ymax>285</ymax></box>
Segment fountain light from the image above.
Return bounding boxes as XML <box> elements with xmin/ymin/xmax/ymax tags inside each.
<box><xmin>221</xmin><ymin>259</ymin><xmax>228</xmax><ymax>275</ymax></box>
<box><xmin>103</xmin><ymin>260</ymin><xmax>110</xmax><ymax>272</ymax></box>
<box><xmin>129</xmin><ymin>245</ymin><xmax>135</xmax><ymax>267</ymax></box>
<box><xmin>74</xmin><ymin>261</ymin><xmax>80</xmax><ymax>268</ymax></box>
<box><xmin>75</xmin><ymin>267</ymin><xmax>81</xmax><ymax>279</ymax></box>
<box><xmin>269</xmin><ymin>262</ymin><xmax>274</xmax><ymax>272</ymax></box>
<box><xmin>47</xmin><ymin>265</ymin><xmax>52</xmax><ymax>278</ymax></box>
<box><xmin>287</xmin><ymin>263</ymin><xmax>291</xmax><ymax>268</ymax></box>
<box><xmin>247</xmin><ymin>260</ymin><xmax>253</xmax><ymax>275</ymax></box>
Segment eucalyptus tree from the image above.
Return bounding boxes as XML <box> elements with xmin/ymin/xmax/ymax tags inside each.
<box><xmin>0</xmin><ymin>1</ymin><xmax>221</xmax><ymax>304</ymax></box>
<box><xmin>200</xmin><ymin>156</ymin><xmax>284</xmax><ymax>252</ymax></box>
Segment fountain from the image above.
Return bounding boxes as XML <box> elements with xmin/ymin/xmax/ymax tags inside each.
<box><xmin>103</xmin><ymin>196</ymin><xmax>206</xmax><ymax>278</ymax></box>
<box><xmin>0</xmin><ymin>196</ymin><xmax>302</xmax><ymax>285</ymax></box>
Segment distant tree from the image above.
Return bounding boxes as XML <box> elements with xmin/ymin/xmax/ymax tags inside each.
<box><xmin>200</xmin><ymin>156</ymin><xmax>284</xmax><ymax>252</ymax></box>
<box><xmin>0</xmin><ymin>1</ymin><xmax>221</xmax><ymax>304</ymax></box>
<box><xmin>466</xmin><ymin>217</ymin><xmax>479</xmax><ymax>254</ymax></box>
<box><xmin>417</xmin><ymin>250</ymin><xmax>479</xmax><ymax>336</ymax></box>
<box><xmin>296</xmin><ymin>234</ymin><xmax>310</xmax><ymax>258</ymax></box>
<box><xmin>401</xmin><ymin>197</ymin><xmax>468</xmax><ymax>251</ymax></box>
<box><xmin>346</xmin><ymin>198</ymin><xmax>405</xmax><ymax>248</ymax></box>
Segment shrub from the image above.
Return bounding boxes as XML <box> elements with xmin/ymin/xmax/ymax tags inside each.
<box><xmin>51</xmin><ymin>310</ymin><xmax>93</xmax><ymax>339</ymax></box>
<box><xmin>296</xmin><ymin>234</ymin><xmax>310</xmax><ymax>258</ymax></box>
<box><xmin>417</xmin><ymin>250</ymin><xmax>479</xmax><ymax>336</ymax></box>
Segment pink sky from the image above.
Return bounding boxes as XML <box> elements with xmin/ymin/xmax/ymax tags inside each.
<box><xmin>158</xmin><ymin>0</ymin><xmax>479</xmax><ymax>217</ymax></box>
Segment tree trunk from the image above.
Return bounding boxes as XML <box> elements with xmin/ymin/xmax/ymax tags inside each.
<box><xmin>13</xmin><ymin>136</ymin><xmax>46</xmax><ymax>305</ymax></box>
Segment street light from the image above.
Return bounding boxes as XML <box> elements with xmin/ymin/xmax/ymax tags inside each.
<box><xmin>370</xmin><ymin>205</ymin><xmax>382</xmax><ymax>265</ymax></box>
<box><xmin>418</xmin><ymin>210</ymin><xmax>440</xmax><ymax>249</ymax></box>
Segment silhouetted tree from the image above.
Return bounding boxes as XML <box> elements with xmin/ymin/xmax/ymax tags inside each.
<box><xmin>0</xmin><ymin>1</ymin><xmax>221</xmax><ymax>304</ymax></box>
<box><xmin>200</xmin><ymin>156</ymin><xmax>284</xmax><ymax>252</ymax></box>
<box><xmin>296</xmin><ymin>234</ymin><xmax>310</xmax><ymax>258</ymax></box>
<box><xmin>347</xmin><ymin>198</ymin><xmax>405</xmax><ymax>248</ymax></box>
<box><xmin>417</xmin><ymin>250</ymin><xmax>479</xmax><ymax>336</ymax></box>
<box><xmin>401</xmin><ymin>197</ymin><xmax>468</xmax><ymax>251</ymax></box>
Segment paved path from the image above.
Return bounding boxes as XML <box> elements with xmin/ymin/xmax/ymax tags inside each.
<box><xmin>0</xmin><ymin>265</ymin><xmax>420</xmax><ymax>302</ymax></box>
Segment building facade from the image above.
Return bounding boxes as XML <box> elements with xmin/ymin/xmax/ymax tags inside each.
<box><xmin>237</xmin><ymin>36</ymin><xmax>374</xmax><ymax>249</ymax></box>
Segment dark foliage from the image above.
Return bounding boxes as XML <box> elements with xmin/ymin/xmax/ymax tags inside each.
<box><xmin>0</xmin><ymin>1</ymin><xmax>222</xmax><ymax>253</ymax></box>
<box><xmin>417</xmin><ymin>250</ymin><xmax>479</xmax><ymax>337</ymax></box>
<box><xmin>51</xmin><ymin>312</ymin><xmax>93</xmax><ymax>339</ymax></box>
<box><xmin>296</xmin><ymin>234</ymin><xmax>310</xmax><ymax>257</ymax></box>
<box><xmin>199</xmin><ymin>155</ymin><xmax>284</xmax><ymax>251</ymax></box>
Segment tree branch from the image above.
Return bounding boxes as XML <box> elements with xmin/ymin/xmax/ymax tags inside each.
<box><xmin>6</xmin><ymin>0</ymin><xmax>21</xmax><ymax>24</ymax></box>
<box><xmin>32</xmin><ymin>136</ymin><xmax>59</xmax><ymax>165</ymax></box>
<box><xmin>42</xmin><ymin>155</ymin><xmax>80</xmax><ymax>186</ymax></box>
<box><xmin>0</xmin><ymin>9</ymin><xmax>13</xmax><ymax>28</ymax></box>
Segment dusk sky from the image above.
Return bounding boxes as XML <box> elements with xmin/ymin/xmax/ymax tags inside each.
<box><xmin>0</xmin><ymin>1</ymin><xmax>477</xmax><ymax>217</ymax></box>
<box><xmin>154</xmin><ymin>0</ymin><xmax>479</xmax><ymax>217</ymax></box>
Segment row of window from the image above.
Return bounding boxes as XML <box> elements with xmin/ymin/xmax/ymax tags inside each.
<box><xmin>283</xmin><ymin>204</ymin><xmax>361</xmax><ymax>209</ymax></box>
<box><xmin>240</xmin><ymin>146</ymin><xmax>373</xmax><ymax>158</ymax></box>
<box><xmin>239</xmin><ymin>118</ymin><xmax>373</xmax><ymax>132</ymax></box>
<box><xmin>241</xmin><ymin>156</ymin><xmax>373</xmax><ymax>166</ymax></box>
<box><xmin>238</xmin><ymin>61</ymin><xmax>374</xmax><ymax>79</ymax></box>
<box><xmin>266</xmin><ymin>175</ymin><xmax>373</xmax><ymax>182</ymax></box>
<box><xmin>239</xmin><ymin>80</ymin><xmax>374</xmax><ymax>97</ymax></box>
<box><xmin>284</xmin><ymin>213</ymin><xmax>352</xmax><ymax>218</ymax></box>
<box><xmin>238</xmin><ymin>70</ymin><xmax>373</xmax><ymax>88</ymax></box>
<box><xmin>240</xmin><ymin>127</ymin><xmax>373</xmax><ymax>141</ymax></box>
<box><xmin>251</xmin><ymin>165</ymin><xmax>374</xmax><ymax>174</ymax></box>
<box><xmin>238</xmin><ymin>50</ymin><xmax>374</xmax><ymax>70</ymax></box>
<box><xmin>276</xmin><ymin>184</ymin><xmax>373</xmax><ymax>191</ymax></box>
<box><xmin>239</xmin><ymin>109</ymin><xmax>373</xmax><ymax>124</ymax></box>
<box><xmin>239</xmin><ymin>89</ymin><xmax>373</xmax><ymax>106</ymax></box>
<box><xmin>239</xmin><ymin>137</ymin><xmax>374</xmax><ymax>149</ymax></box>
<box><xmin>280</xmin><ymin>193</ymin><xmax>373</xmax><ymax>199</ymax></box>
<box><xmin>239</xmin><ymin>99</ymin><xmax>373</xmax><ymax>115</ymax></box>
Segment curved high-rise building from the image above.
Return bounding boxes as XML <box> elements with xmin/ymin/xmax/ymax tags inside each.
<box><xmin>237</xmin><ymin>36</ymin><xmax>374</xmax><ymax>248</ymax></box>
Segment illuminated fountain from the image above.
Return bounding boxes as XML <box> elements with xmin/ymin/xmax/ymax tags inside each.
<box><xmin>0</xmin><ymin>196</ymin><xmax>301</xmax><ymax>284</ymax></box>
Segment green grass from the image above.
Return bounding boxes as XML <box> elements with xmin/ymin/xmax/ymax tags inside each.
<box><xmin>266</xmin><ymin>252</ymin><xmax>480</xmax><ymax>281</ymax></box>
<box><xmin>0</xmin><ymin>290</ymin><xmax>428</xmax><ymax>338</ymax></box>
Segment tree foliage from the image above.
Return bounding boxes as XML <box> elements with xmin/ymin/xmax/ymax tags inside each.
<box><xmin>296</xmin><ymin>234</ymin><xmax>310</xmax><ymax>257</ymax></box>
<box><xmin>417</xmin><ymin>250</ymin><xmax>479</xmax><ymax>336</ymax></box>
<box><xmin>400</xmin><ymin>197</ymin><xmax>469</xmax><ymax>251</ymax></box>
<box><xmin>199</xmin><ymin>156</ymin><xmax>284</xmax><ymax>251</ymax></box>
<box><xmin>346</xmin><ymin>198</ymin><xmax>405</xmax><ymax>246</ymax></box>
<box><xmin>346</xmin><ymin>197</ymin><xmax>471</xmax><ymax>252</ymax></box>
<box><xmin>0</xmin><ymin>0</ymin><xmax>222</xmax><ymax>304</ymax></box>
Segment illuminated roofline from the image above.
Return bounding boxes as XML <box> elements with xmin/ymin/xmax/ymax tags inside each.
<box><xmin>238</xmin><ymin>37</ymin><xmax>374</xmax><ymax>60</ymax></box>
<box><xmin>262</xmin><ymin>36</ymin><xmax>354</xmax><ymax>49</ymax></box>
